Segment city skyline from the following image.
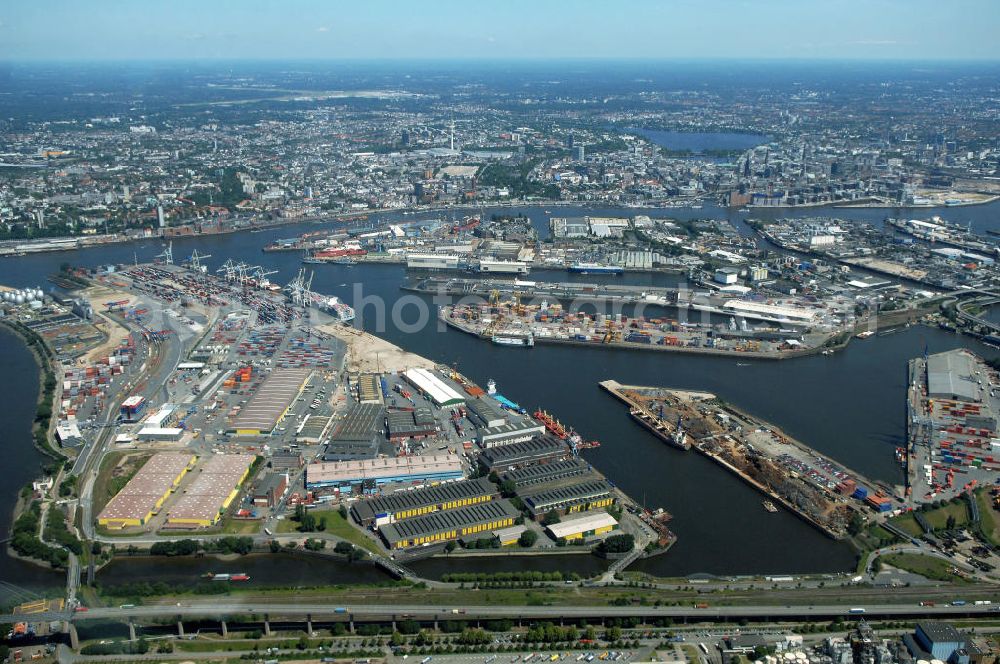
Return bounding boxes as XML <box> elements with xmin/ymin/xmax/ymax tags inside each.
<box><xmin>1</xmin><ymin>0</ymin><xmax>999</xmax><ymax>62</ymax></box>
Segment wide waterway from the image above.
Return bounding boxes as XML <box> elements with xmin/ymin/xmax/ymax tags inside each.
<box><xmin>3</xmin><ymin>200</ymin><xmax>1000</xmax><ymax>591</ymax></box>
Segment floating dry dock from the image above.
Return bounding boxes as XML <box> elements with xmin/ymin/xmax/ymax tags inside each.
<box><xmin>599</xmin><ymin>380</ymin><xmax>886</xmax><ymax>539</ymax></box>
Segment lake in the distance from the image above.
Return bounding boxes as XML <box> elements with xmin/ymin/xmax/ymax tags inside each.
<box><xmin>627</xmin><ymin>128</ymin><xmax>771</xmax><ymax>153</ymax></box>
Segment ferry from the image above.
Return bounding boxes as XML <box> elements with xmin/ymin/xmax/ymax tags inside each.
<box><xmin>492</xmin><ymin>334</ymin><xmax>534</xmax><ymax>347</ymax></box>
<box><xmin>763</xmin><ymin>501</ymin><xmax>778</xmax><ymax>513</ymax></box>
<box><xmin>568</xmin><ymin>262</ymin><xmax>624</xmax><ymax>275</ymax></box>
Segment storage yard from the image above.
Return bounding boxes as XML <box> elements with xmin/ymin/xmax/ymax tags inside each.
<box><xmin>599</xmin><ymin>380</ymin><xmax>882</xmax><ymax>538</ymax></box>
<box><xmin>907</xmin><ymin>349</ymin><xmax>1000</xmax><ymax>505</ymax></box>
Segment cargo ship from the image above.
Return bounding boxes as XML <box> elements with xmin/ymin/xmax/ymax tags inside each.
<box><xmin>203</xmin><ymin>573</ymin><xmax>250</xmax><ymax>582</ymax></box>
<box><xmin>628</xmin><ymin>407</ymin><xmax>691</xmax><ymax>450</ymax></box>
<box><xmin>309</xmin><ymin>293</ymin><xmax>356</xmax><ymax>323</ymax></box>
<box><xmin>568</xmin><ymin>262</ymin><xmax>624</xmax><ymax>275</ymax></box>
<box><xmin>534</xmin><ymin>409</ymin><xmax>568</xmax><ymax>438</ymax></box>
<box><xmin>491</xmin><ymin>334</ymin><xmax>534</xmax><ymax>347</ymax></box>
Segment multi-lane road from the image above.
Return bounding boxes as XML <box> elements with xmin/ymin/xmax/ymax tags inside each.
<box><xmin>9</xmin><ymin>600</ymin><xmax>1000</xmax><ymax>626</ymax></box>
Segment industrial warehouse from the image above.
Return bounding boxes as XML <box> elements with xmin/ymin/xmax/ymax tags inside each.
<box><xmin>521</xmin><ymin>478</ymin><xmax>615</xmax><ymax>519</ymax></box>
<box><xmin>477</xmin><ymin>434</ymin><xmax>572</xmax><ymax>473</ymax></box>
<box><xmin>323</xmin><ymin>403</ymin><xmax>386</xmax><ymax>460</ymax></box>
<box><xmin>468</xmin><ymin>396</ymin><xmax>546</xmax><ymax>448</ymax></box>
<box><xmin>305</xmin><ymin>455</ymin><xmax>464</xmax><ymax>491</ymax></box>
<box><xmin>351</xmin><ymin>477</ymin><xmax>497</xmax><ymax>527</ymax></box>
<box><xmin>232</xmin><ymin>367</ymin><xmax>313</xmax><ymax>435</ymax></box>
<box><xmin>545</xmin><ymin>510</ymin><xmax>618</xmax><ymax>541</ymax></box>
<box><xmin>97</xmin><ymin>452</ymin><xmax>196</xmax><ymax>528</ymax></box>
<box><xmin>402</xmin><ymin>367</ymin><xmax>465</xmax><ymax>407</ymax></box>
<box><xmin>377</xmin><ymin>499</ymin><xmax>521</xmax><ymax>549</ymax></box>
<box><xmin>499</xmin><ymin>457</ymin><xmax>593</xmax><ymax>490</ymax></box>
<box><xmin>165</xmin><ymin>454</ymin><xmax>256</xmax><ymax>527</ymax></box>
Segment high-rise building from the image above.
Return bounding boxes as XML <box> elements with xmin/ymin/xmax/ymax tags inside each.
<box><xmin>122</xmin><ymin>185</ymin><xmax>130</xmax><ymax>202</ymax></box>
<box><xmin>576</xmin><ymin>145</ymin><xmax>585</xmax><ymax>162</ymax></box>
<box><xmin>401</xmin><ymin>129</ymin><xmax>410</xmax><ymax>146</ymax></box>
<box><xmin>157</xmin><ymin>205</ymin><xmax>165</xmax><ymax>228</ymax></box>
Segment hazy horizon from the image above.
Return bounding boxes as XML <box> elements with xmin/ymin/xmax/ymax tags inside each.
<box><xmin>2</xmin><ymin>0</ymin><xmax>999</xmax><ymax>62</ymax></box>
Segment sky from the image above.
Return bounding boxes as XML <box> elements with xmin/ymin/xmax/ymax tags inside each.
<box><xmin>1</xmin><ymin>0</ymin><xmax>998</xmax><ymax>62</ymax></box>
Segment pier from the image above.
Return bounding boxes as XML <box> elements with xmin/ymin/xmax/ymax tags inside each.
<box><xmin>598</xmin><ymin>380</ymin><xmax>881</xmax><ymax>539</ymax></box>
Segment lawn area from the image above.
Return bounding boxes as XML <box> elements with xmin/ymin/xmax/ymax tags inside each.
<box><xmin>923</xmin><ymin>501</ymin><xmax>970</xmax><ymax>530</ymax></box>
<box><xmin>889</xmin><ymin>513</ymin><xmax>923</xmax><ymax>538</ymax></box>
<box><xmin>276</xmin><ymin>508</ymin><xmax>382</xmax><ymax>554</ymax></box>
<box><xmin>221</xmin><ymin>518</ymin><xmax>262</xmax><ymax>535</ymax></box>
<box><xmin>975</xmin><ymin>489</ymin><xmax>1000</xmax><ymax>546</ymax></box>
<box><xmin>882</xmin><ymin>552</ymin><xmax>966</xmax><ymax>583</ymax></box>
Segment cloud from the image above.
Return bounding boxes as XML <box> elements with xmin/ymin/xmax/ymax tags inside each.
<box><xmin>316</xmin><ymin>26</ymin><xmax>330</xmax><ymax>33</ymax></box>
<box><xmin>486</xmin><ymin>36</ymin><xmax>496</xmax><ymax>43</ymax></box>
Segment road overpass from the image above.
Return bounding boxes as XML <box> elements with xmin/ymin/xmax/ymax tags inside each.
<box><xmin>10</xmin><ymin>601</ymin><xmax>1000</xmax><ymax>628</ymax></box>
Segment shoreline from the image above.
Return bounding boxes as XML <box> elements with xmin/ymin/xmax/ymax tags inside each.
<box><xmin>4</xmin><ymin>194</ymin><xmax>1000</xmax><ymax>259</ymax></box>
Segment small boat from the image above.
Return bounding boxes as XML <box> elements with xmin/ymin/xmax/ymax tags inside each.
<box><xmin>763</xmin><ymin>501</ymin><xmax>778</xmax><ymax>513</ymax></box>
<box><xmin>855</xmin><ymin>330</ymin><xmax>875</xmax><ymax>339</ymax></box>
<box><xmin>736</xmin><ymin>362</ymin><xmax>751</xmax><ymax>367</ymax></box>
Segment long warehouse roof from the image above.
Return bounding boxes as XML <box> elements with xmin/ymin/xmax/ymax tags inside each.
<box><xmin>403</xmin><ymin>367</ymin><xmax>465</xmax><ymax>406</ymax></box>
<box><xmin>352</xmin><ymin>477</ymin><xmax>496</xmax><ymax>522</ymax></box>
<box><xmin>232</xmin><ymin>367</ymin><xmax>312</xmax><ymax>433</ymax></box>
<box><xmin>307</xmin><ymin>454</ymin><xmax>463</xmax><ymax>485</ymax></box>
<box><xmin>379</xmin><ymin>499</ymin><xmax>520</xmax><ymax>546</ymax></box>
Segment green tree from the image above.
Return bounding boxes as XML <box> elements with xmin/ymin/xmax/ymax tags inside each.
<box><xmin>518</xmin><ymin>530</ymin><xmax>538</xmax><ymax>547</ymax></box>
<box><xmin>542</xmin><ymin>510</ymin><xmax>561</xmax><ymax>526</ymax></box>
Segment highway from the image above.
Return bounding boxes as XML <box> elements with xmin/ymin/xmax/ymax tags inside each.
<box><xmin>10</xmin><ymin>601</ymin><xmax>1000</xmax><ymax>626</ymax></box>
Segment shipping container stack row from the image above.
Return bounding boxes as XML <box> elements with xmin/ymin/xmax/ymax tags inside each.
<box><xmin>60</xmin><ymin>337</ymin><xmax>135</xmax><ymax>423</ymax></box>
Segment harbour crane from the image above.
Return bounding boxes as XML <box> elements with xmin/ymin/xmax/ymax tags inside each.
<box><xmin>155</xmin><ymin>241</ymin><xmax>173</xmax><ymax>265</ymax></box>
<box><xmin>186</xmin><ymin>249</ymin><xmax>212</xmax><ymax>272</ymax></box>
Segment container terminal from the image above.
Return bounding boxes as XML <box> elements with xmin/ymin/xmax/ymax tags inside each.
<box><xmin>906</xmin><ymin>349</ymin><xmax>1000</xmax><ymax>505</ymax></box>
<box><xmin>13</xmin><ymin>258</ymin><xmax>673</xmax><ymax>560</ymax></box>
<box><xmin>437</xmin><ymin>290</ymin><xmax>842</xmax><ymax>358</ymax></box>
<box><xmin>598</xmin><ymin>380</ymin><xmax>888</xmax><ymax>539</ymax></box>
